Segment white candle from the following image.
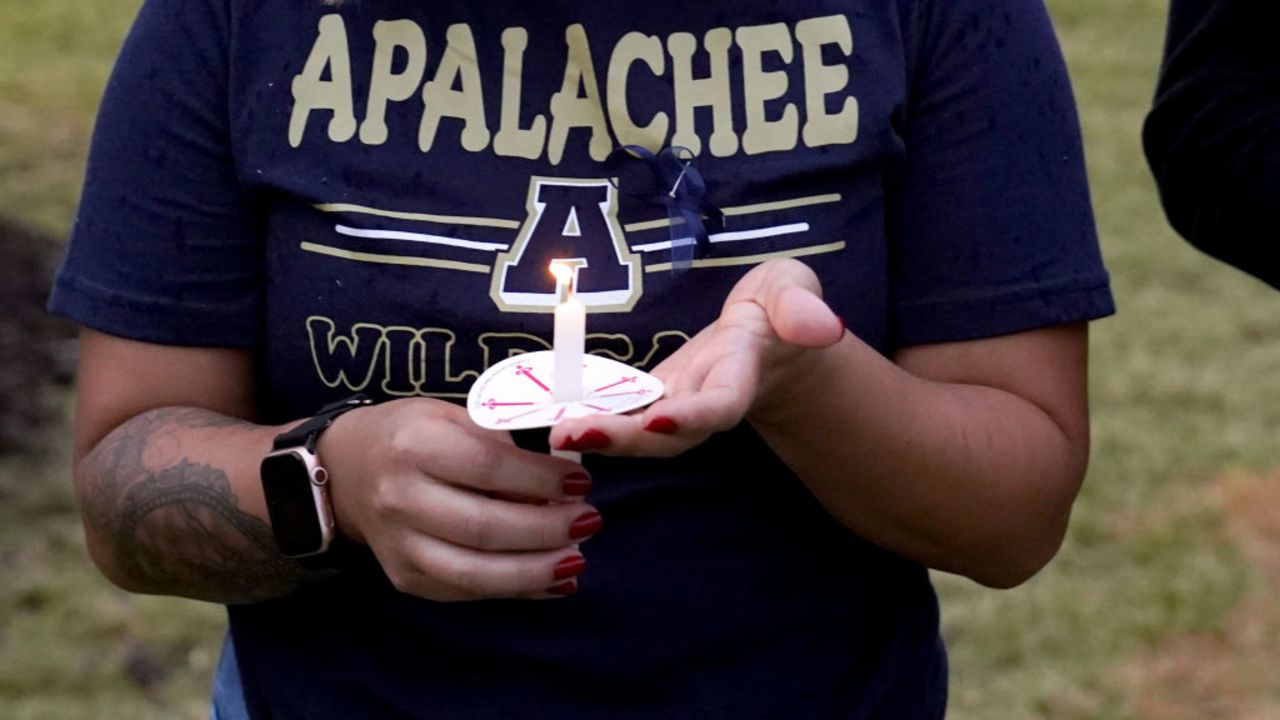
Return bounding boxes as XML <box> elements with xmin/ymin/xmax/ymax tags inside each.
<box><xmin>550</xmin><ymin>261</ymin><xmax>585</xmax><ymax>404</ymax></box>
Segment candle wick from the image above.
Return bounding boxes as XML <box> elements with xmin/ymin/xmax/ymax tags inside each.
<box><xmin>550</xmin><ymin>259</ymin><xmax>585</xmax><ymax>303</ymax></box>
<box><xmin>556</xmin><ymin>273</ymin><xmax>571</xmax><ymax>304</ymax></box>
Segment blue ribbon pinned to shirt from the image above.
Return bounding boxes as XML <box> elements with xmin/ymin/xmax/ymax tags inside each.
<box><xmin>604</xmin><ymin>145</ymin><xmax>724</xmax><ymax>272</ymax></box>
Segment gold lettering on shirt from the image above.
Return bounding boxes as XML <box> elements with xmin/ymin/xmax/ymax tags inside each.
<box><xmin>360</xmin><ymin>20</ymin><xmax>428</xmax><ymax>145</ymax></box>
<box><xmin>494</xmin><ymin>27</ymin><xmax>548</xmax><ymax>159</ymax></box>
<box><xmin>288</xmin><ymin>14</ymin><xmax>862</xmax><ymax>160</ymax></box>
<box><xmin>797</xmin><ymin>15</ymin><xmax>859</xmax><ymax>147</ymax></box>
<box><xmin>420</xmin><ymin>23</ymin><xmax>492</xmax><ymax>153</ymax></box>
<box><xmin>547</xmin><ymin>24</ymin><xmax>612</xmax><ymax>165</ymax></box>
<box><xmin>305</xmin><ymin>317</ymin><xmax>383</xmax><ymax>390</ymax></box>
<box><xmin>667</xmin><ymin>28</ymin><xmax>738</xmax><ymax>157</ymax></box>
<box><xmin>307</xmin><ymin>316</ymin><xmax>688</xmax><ymax>397</ymax></box>
<box><xmin>375</xmin><ymin>326</ymin><xmax>421</xmax><ymax>395</ymax></box>
<box><xmin>289</xmin><ymin>14</ymin><xmax>358</xmax><ymax>147</ymax></box>
<box><xmin>606</xmin><ymin>32</ymin><xmax>668</xmax><ymax>151</ymax></box>
<box><xmin>737</xmin><ymin>23</ymin><xmax>799</xmax><ymax>155</ymax></box>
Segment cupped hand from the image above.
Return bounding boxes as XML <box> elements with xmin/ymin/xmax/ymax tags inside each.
<box><xmin>316</xmin><ymin>398</ymin><xmax>600</xmax><ymax>601</ymax></box>
<box><xmin>548</xmin><ymin>258</ymin><xmax>845</xmax><ymax>457</ymax></box>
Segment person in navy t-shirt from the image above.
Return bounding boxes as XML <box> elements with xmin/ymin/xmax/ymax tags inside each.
<box><xmin>51</xmin><ymin>0</ymin><xmax>1114</xmax><ymax>717</ymax></box>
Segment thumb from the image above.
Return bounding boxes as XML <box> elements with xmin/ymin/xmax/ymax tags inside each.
<box><xmin>769</xmin><ymin>284</ymin><xmax>844</xmax><ymax>348</ymax></box>
<box><xmin>749</xmin><ymin>259</ymin><xmax>844</xmax><ymax>348</ymax></box>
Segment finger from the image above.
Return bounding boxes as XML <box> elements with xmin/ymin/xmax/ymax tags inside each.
<box><xmin>550</xmin><ymin>329</ymin><xmax>762</xmax><ymax>457</ymax></box>
<box><xmin>640</xmin><ymin>384</ymin><xmax>752</xmax><ymax>445</ymax></box>
<box><xmin>406</xmin><ymin>419</ymin><xmax>591</xmax><ymax>501</ymax></box>
<box><xmin>661</xmin><ymin>322</ymin><xmax>765</xmax><ymax>400</ymax></box>
<box><xmin>662</xmin><ymin>346</ymin><xmax>717</xmax><ymax>399</ymax></box>
<box><xmin>385</xmin><ymin>533</ymin><xmax>588</xmax><ymax>602</ymax></box>
<box><xmin>648</xmin><ymin>323</ymin><xmax>712</xmax><ymax>385</ymax></box>
<box><xmin>396</xmin><ymin>482</ymin><xmax>603</xmax><ymax>552</ymax></box>
<box><xmin>432</xmin><ymin>402</ymin><xmax>524</xmax><ymax>449</ymax></box>
<box><xmin>550</xmin><ymin>411</ymin><xmax>693</xmax><ymax>458</ymax></box>
<box><xmin>754</xmin><ymin>257</ymin><xmax>826</xmax><ymax>302</ymax></box>
<box><xmin>727</xmin><ymin>259</ymin><xmax>842</xmax><ymax>348</ymax></box>
<box><xmin>550</xmin><ymin>373</ymin><xmax>753</xmax><ymax>458</ymax></box>
<box><xmin>770</xmin><ymin>284</ymin><xmax>844</xmax><ymax>348</ymax></box>
<box><xmin>648</xmin><ymin>332</ymin><xmax>763</xmax><ymax>433</ymax></box>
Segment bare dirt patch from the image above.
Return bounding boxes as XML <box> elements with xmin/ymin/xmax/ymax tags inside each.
<box><xmin>1127</xmin><ymin>470</ymin><xmax>1280</xmax><ymax>720</ymax></box>
<box><xmin>0</xmin><ymin>216</ymin><xmax>75</xmax><ymax>455</ymax></box>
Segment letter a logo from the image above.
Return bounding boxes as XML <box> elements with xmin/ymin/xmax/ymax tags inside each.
<box><xmin>490</xmin><ymin>177</ymin><xmax>641</xmax><ymax>313</ymax></box>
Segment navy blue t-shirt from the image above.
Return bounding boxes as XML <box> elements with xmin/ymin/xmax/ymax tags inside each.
<box><xmin>51</xmin><ymin>0</ymin><xmax>1114</xmax><ymax>717</ymax></box>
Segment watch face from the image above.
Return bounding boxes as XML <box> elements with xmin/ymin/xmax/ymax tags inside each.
<box><xmin>261</xmin><ymin>451</ymin><xmax>323</xmax><ymax>556</ymax></box>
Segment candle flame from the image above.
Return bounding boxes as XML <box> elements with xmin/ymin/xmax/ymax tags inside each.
<box><xmin>549</xmin><ymin>261</ymin><xmax>572</xmax><ymax>284</ymax></box>
<box><xmin>549</xmin><ymin>260</ymin><xmax>576</xmax><ymax>302</ymax></box>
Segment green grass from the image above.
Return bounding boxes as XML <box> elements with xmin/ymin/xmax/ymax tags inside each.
<box><xmin>2</xmin><ymin>0</ymin><xmax>1279</xmax><ymax>718</ymax></box>
<box><xmin>0</xmin><ymin>0</ymin><xmax>136</xmax><ymax>236</ymax></box>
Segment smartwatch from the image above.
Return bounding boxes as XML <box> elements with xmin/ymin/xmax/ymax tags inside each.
<box><xmin>260</xmin><ymin>394</ymin><xmax>373</xmax><ymax>568</ymax></box>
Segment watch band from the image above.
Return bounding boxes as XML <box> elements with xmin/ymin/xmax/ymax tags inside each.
<box><xmin>272</xmin><ymin>394</ymin><xmax>374</xmax><ymax>452</ymax></box>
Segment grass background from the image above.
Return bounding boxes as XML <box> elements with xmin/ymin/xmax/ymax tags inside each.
<box><xmin>1</xmin><ymin>0</ymin><xmax>1277</xmax><ymax>717</ymax></box>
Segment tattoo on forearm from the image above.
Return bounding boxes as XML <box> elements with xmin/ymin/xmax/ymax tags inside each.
<box><xmin>81</xmin><ymin>408</ymin><xmax>303</xmax><ymax>603</ymax></box>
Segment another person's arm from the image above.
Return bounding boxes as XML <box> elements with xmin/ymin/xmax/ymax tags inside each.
<box><xmin>1144</xmin><ymin>0</ymin><xmax>1280</xmax><ymax>288</ymax></box>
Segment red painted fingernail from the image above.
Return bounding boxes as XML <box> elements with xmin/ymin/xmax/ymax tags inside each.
<box><xmin>569</xmin><ymin>511</ymin><xmax>604</xmax><ymax>540</ymax></box>
<box><xmin>553</xmin><ymin>555</ymin><xmax>587</xmax><ymax>581</ymax></box>
<box><xmin>559</xmin><ymin>429</ymin><xmax>611</xmax><ymax>452</ymax></box>
<box><xmin>562</xmin><ymin>471</ymin><xmax>592</xmax><ymax>496</ymax></box>
<box><xmin>644</xmin><ymin>416</ymin><xmax>679</xmax><ymax>434</ymax></box>
<box><xmin>577</xmin><ymin>429</ymin><xmax>611</xmax><ymax>450</ymax></box>
<box><xmin>547</xmin><ymin>581</ymin><xmax>578</xmax><ymax>597</ymax></box>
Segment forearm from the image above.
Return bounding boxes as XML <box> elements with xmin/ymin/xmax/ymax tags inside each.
<box><xmin>75</xmin><ymin>406</ymin><xmax>304</xmax><ymax>604</ymax></box>
<box><xmin>750</xmin><ymin>335</ymin><xmax>1085</xmax><ymax>588</ymax></box>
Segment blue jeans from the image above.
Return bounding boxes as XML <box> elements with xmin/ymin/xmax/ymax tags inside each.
<box><xmin>210</xmin><ymin>633</ymin><xmax>250</xmax><ymax>720</ymax></box>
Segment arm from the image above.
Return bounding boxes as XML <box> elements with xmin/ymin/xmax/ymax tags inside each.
<box><xmin>1144</xmin><ymin>0</ymin><xmax>1280</xmax><ymax>288</ymax></box>
<box><xmin>753</xmin><ymin>314</ymin><xmax>1086</xmax><ymax>590</ymax></box>
<box><xmin>72</xmin><ymin>329</ymin><xmax>299</xmax><ymax>604</ymax></box>
<box><xmin>551</xmin><ymin>260</ymin><xmax>1089</xmax><ymax>589</ymax></box>
<box><xmin>73</xmin><ymin>328</ymin><xmax>601</xmax><ymax>605</ymax></box>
